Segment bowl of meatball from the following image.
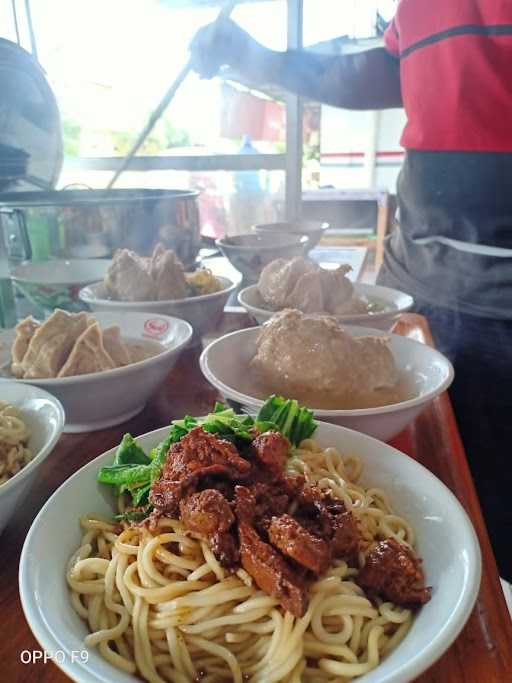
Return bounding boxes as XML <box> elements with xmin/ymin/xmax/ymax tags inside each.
<box><xmin>238</xmin><ymin>256</ymin><xmax>413</xmax><ymax>331</ymax></box>
<box><xmin>200</xmin><ymin>309</ymin><xmax>454</xmax><ymax>442</ymax></box>
<box><xmin>79</xmin><ymin>244</ymin><xmax>236</xmax><ymax>339</ymax></box>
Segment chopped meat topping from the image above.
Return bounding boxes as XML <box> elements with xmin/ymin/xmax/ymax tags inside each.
<box><xmin>240</xmin><ymin>481</ymin><xmax>292</xmax><ymax>533</ymax></box>
<box><xmin>239</xmin><ymin>521</ymin><xmax>308</xmax><ymax>617</ymax></box>
<box><xmin>357</xmin><ymin>538</ymin><xmax>432</xmax><ymax>606</ymax></box>
<box><xmin>210</xmin><ymin>530</ymin><xmax>239</xmax><ymax>568</ymax></box>
<box><xmin>233</xmin><ymin>485</ymin><xmax>256</xmax><ymax>524</ymax></box>
<box><xmin>180</xmin><ymin>489</ymin><xmax>235</xmax><ymax>536</ymax></box>
<box><xmin>330</xmin><ymin>510</ymin><xmax>361</xmax><ymax>560</ymax></box>
<box><xmin>149</xmin><ymin>427</ymin><xmax>430</xmax><ymax>614</ymax></box>
<box><xmin>268</xmin><ymin>514</ymin><xmax>330</xmax><ymax>574</ymax></box>
<box><xmin>162</xmin><ymin>427</ymin><xmax>251</xmax><ymax>482</ymax></box>
<box><xmin>150</xmin><ymin>478</ymin><xmax>196</xmax><ymax>517</ymax></box>
<box><xmin>250</xmin><ymin>431</ymin><xmax>289</xmax><ymax>478</ymax></box>
<box><xmin>294</xmin><ymin>486</ymin><xmax>360</xmax><ymax>560</ymax></box>
<box><xmin>179</xmin><ymin>489</ymin><xmax>238</xmax><ymax>567</ymax></box>
<box><xmin>150</xmin><ymin>427</ymin><xmax>250</xmax><ymax>515</ymax></box>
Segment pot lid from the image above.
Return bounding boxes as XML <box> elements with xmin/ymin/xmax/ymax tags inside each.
<box><xmin>0</xmin><ymin>38</ymin><xmax>63</xmax><ymax>193</ymax></box>
<box><xmin>0</xmin><ymin>187</ymin><xmax>199</xmax><ymax>207</ymax></box>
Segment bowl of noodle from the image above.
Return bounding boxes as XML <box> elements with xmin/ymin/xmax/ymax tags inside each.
<box><xmin>0</xmin><ymin>381</ymin><xmax>64</xmax><ymax>534</ymax></box>
<box><xmin>19</xmin><ymin>411</ymin><xmax>480</xmax><ymax>683</ymax></box>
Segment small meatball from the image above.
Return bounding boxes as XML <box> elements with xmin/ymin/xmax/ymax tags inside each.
<box><xmin>331</xmin><ymin>510</ymin><xmax>361</xmax><ymax>561</ymax></box>
<box><xmin>357</xmin><ymin>538</ymin><xmax>432</xmax><ymax>606</ymax></box>
<box><xmin>179</xmin><ymin>489</ymin><xmax>235</xmax><ymax>536</ymax></box>
<box><xmin>251</xmin><ymin>431</ymin><xmax>290</xmax><ymax>478</ymax></box>
<box><xmin>268</xmin><ymin>514</ymin><xmax>330</xmax><ymax>574</ymax></box>
<box><xmin>238</xmin><ymin>522</ymin><xmax>308</xmax><ymax>617</ymax></box>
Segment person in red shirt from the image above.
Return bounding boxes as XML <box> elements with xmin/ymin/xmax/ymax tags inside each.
<box><xmin>190</xmin><ymin>3</ymin><xmax>512</xmax><ymax>581</ymax></box>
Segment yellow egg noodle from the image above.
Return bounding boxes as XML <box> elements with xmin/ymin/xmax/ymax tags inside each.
<box><xmin>0</xmin><ymin>401</ymin><xmax>32</xmax><ymax>485</ymax></box>
<box><xmin>67</xmin><ymin>439</ymin><xmax>415</xmax><ymax>683</ymax></box>
<box><xmin>186</xmin><ymin>269</ymin><xmax>223</xmax><ymax>296</ymax></box>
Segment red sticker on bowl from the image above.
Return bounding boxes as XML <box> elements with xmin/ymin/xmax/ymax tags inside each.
<box><xmin>144</xmin><ymin>318</ymin><xmax>170</xmax><ymax>338</ymax></box>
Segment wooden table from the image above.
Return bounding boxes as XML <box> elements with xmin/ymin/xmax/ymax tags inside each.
<box><xmin>1</xmin><ymin>313</ymin><xmax>511</xmax><ymax>682</ymax></box>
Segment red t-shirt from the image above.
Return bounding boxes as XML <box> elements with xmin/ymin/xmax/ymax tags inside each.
<box><xmin>384</xmin><ymin>0</ymin><xmax>512</xmax><ymax>151</ymax></box>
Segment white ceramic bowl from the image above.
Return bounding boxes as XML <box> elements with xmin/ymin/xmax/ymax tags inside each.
<box><xmin>253</xmin><ymin>220</ymin><xmax>329</xmax><ymax>250</ymax></box>
<box><xmin>79</xmin><ymin>276</ymin><xmax>236</xmax><ymax>339</ymax></box>
<box><xmin>238</xmin><ymin>282</ymin><xmax>414</xmax><ymax>331</ymax></box>
<box><xmin>11</xmin><ymin>259</ymin><xmax>111</xmax><ymax>313</ymax></box>
<box><xmin>0</xmin><ymin>312</ymin><xmax>192</xmax><ymax>433</ymax></box>
<box><xmin>0</xmin><ymin>381</ymin><xmax>64</xmax><ymax>534</ymax></box>
<box><xmin>216</xmin><ymin>233</ymin><xmax>309</xmax><ymax>284</ymax></box>
<box><xmin>200</xmin><ymin>325</ymin><xmax>454</xmax><ymax>442</ymax></box>
<box><xmin>19</xmin><ymin>421</ymin><xmax>481</xmax><ymax>683</ymax></box>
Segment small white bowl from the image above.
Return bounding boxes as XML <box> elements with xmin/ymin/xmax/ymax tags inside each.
<box><xmin>0</xmin><ymin>312</ymin><xmax>192</xmax><ymax>433</ymax></box>
<box><xmin>19</xmin><ymin>421</ymin><xmax>481</xmax><ymax>683</ymax></box>
<box><xmin>200</xmin><ymin>326</ymin><xmax>454</xmax><ymax>442</ymax></box>
<box><xmin>79</xmin><ymin>276</ymin><xmax>236</xmax><ymax>339</ymax></box>
<box><xmin>11</xmin><ymin>259</ymin><xmax>111</xmax><ymax>313</ymax></box>
<box><xmin>216</xmin><ymin>233</ymin><xmax>309</xmax><ymax>284</ymax></box>
<box><xmin>253</xmin><ymin>220</ymin><xmax>329</xmax><ymax>250</ymax></box>
<box><xmin>0</xmin><ymin>381</ymin><xmax>64</xmax><ymax>534</ymax></box>
<box><xmin>238</xmin><ymin>282</ymin><xmax>414</xmax><ymax>331</ymax></box>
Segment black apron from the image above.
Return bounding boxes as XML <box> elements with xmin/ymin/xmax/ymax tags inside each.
<box><xmin>378</xmin><ymin>150</ymin><xmax>512</xmax><ymax>319</ymax></box>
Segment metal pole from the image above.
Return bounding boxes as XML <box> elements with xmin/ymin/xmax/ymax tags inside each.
<box><xmin>11</xmin><ymin>0</ymin><xmax>20</xmax><ymax>45</ymax></box>
<box><xmin>107</xmin><ymin>0</ymin><xmax>237</xmax><ymax>190</ymax></box>
<box><xmin>364</xmin><ymin>110</ymin><xmax>379</xmax><ymax>188</ymax></box>
<box><xmin>24</xmin><ymin>0</ymin><xmax>38</xmax><ymax>60</ymax></box>
<box><xmin>285</xmin><ymin>0</ymin><xmax>303</xmax><ymax>225</ymax></box>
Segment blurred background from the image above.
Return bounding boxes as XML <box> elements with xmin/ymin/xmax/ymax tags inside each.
<box><xmin>0</xmin><ymin>0</ymin><xmax>401</xmax><ymax>239</ymax></box>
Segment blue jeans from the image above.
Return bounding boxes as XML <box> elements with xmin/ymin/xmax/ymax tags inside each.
<box><xmin>379</xmin><ymin>267</ymin><xmax>512</xmax><ymax>580</ymax></box>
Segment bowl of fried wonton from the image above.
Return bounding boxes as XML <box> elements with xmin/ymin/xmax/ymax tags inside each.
<box><xmin>0</xmin><ymin>311</ymin><xmax>192</xmax><ymax>432</ymax></box>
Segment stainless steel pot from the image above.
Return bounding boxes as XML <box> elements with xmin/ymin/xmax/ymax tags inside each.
<box><xmin>0</xmin><ymin>188</ymin><xmax>201</xmax><ymax>268</ymax></box>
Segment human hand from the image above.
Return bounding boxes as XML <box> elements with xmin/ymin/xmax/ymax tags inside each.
<box><xmin>189</xmin><ymin>17</ymin><xmax>262</xmax><ymax>78</ymax></box>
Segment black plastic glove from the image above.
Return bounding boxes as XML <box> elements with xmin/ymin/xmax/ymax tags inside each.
<box><xmin>189</xmin><ymin>17</ymin><xmax>261</xmax><ymax>79</ymax></box>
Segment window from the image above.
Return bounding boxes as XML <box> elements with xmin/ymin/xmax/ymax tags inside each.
<box><xmin>14</xmin><ymin>0</ymin><xmax>289</xmax><ymax>234</ymax></box>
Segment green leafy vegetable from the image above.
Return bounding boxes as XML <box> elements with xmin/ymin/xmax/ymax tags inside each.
<box><xmin>97</xmin><ymin>464</ymin><xmax>152</xmax><ymax>487</ymax></box>
<box><xmin>255</xmin><ymin>395</ymin><xmax>317</xmax><ymax>446</ymax></box>
<box><xmin>170</xmin><ymin>407</ymin><xmax>255</xmax><ymax>446</ymax></box>
<box><xmin>114</xmin><ymin>510</ymin><xmax>150</xmax><ymax>523</ymax></box>
<box><xmin>132</xmin><ymin>482</ymin><xmax>152</xmax><ymax>507</ymax></box>
<box><xmin>113</xmin><ymin>434</ymin><xmax>151</xmax><ymax>466</ymax></box>
<box><xmin>151</xmin><ymin>428</ymin><xmax>183</xmax><ymax>469</ymax></box>
<box><xmin>97</xmin><ymin>397</ymin><xmax>317</xmax><ymax>518</ymax></box>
